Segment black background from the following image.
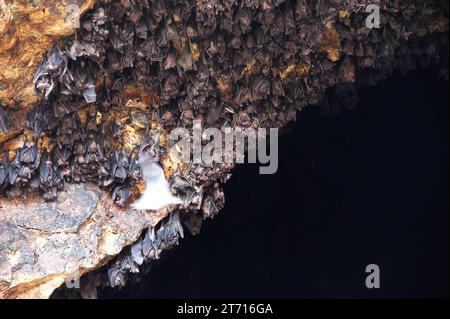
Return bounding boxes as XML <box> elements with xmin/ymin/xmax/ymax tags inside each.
<box><xmin>99</xmin><ymin>68</ymin><xmax>449</xmax><ymax>299</ymax></box>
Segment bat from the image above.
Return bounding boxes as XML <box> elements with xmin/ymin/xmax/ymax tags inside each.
<box><xmin>0</xmin><ymin>105</ymin><xmax>15</xmax><ymax>134</ymax></box>
<box><xmin>131</xmin><ymin>152</ymin><xmax>182</xmax><ymax>211</ymax></box>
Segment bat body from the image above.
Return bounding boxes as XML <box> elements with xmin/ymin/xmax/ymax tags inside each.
<box><xmin>131</xmin><ymin>154</ymin><xmax>181</xmax><ymax>211</ymax></box>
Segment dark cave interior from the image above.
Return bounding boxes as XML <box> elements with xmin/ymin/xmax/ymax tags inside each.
<box><xmin>97</xmin><ymin>67</ymin><xmax>448</xmax><ymax>298</ymax></box>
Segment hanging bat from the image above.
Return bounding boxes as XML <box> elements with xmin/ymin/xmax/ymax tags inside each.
<box><xmin>0</xmin><ymin>105</ymin><xmax>15</xmax><ymax>134</ymax></box>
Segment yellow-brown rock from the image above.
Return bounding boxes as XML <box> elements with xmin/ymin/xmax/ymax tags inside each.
<box><xmin>0</xmin><ymin>0</ymin><xmax>94</xmax><ymax>109</ymax></box>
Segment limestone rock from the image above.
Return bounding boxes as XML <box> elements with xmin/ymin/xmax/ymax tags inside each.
<box><xmin>0</xmin><ymin>0</ymin><xmax>94</xmax><ymax>108</ymax></box>
<box><xmin>0</xmin><ymin>183</ymin><xmax>166</xmax><ymax>298</ymax></box>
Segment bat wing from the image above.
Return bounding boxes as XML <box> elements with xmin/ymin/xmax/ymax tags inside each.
<box><xmin>131</xmin><ymin>161</ymin><xmax>181</xmax><ymax>211</ymax></box>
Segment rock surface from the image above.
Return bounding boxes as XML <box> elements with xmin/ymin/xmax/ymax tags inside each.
<box><xmin>0</xmin><ymin>0</ymin><xmax>94</xmax><ymax>108</ymax></box>
<box><xmin>0</xmin><ymin>183</ymin><xmax>166</xmax><ymax>298</ymax></box>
